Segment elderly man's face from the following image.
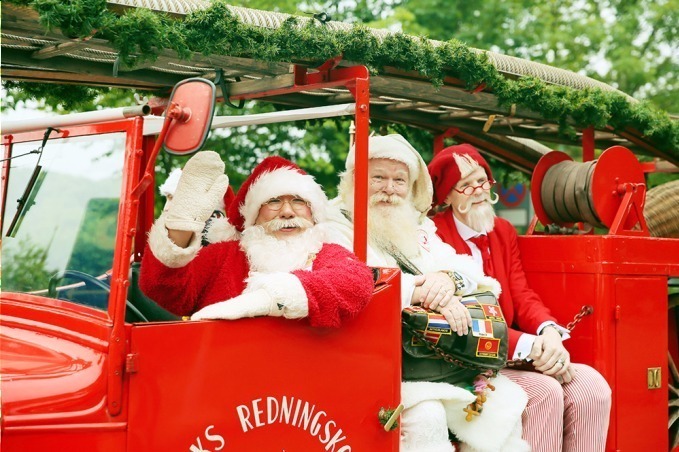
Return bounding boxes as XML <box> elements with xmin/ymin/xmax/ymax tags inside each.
<box><xmin>367</xmin><ymin>158</ymin><xmax>410</xmax><ymax>203</ymax></box>
<box><xmin>445</xmin><ymin>166</ymin><xmax>494</xmax><ymax>221</ymax></box>
<box><xmin>255</xmin><ymin>195</ymin><xmax>313</xmax><ymax>239</ymax></box>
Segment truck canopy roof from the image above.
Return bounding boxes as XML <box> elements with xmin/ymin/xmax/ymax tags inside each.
<box><xmin>2</xmin><ymin>0</ymin><xmax>678</xmax><ymax>171</ymax></box>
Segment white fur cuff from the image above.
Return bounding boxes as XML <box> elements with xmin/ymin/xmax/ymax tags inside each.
<box><xmin>245</xmin><ymin>272</ymin><xmax>309</xmax><ymax>319</ymax></box>
<box><xmin>147</xmin><ymin>215</ymin><xmax>202</xmax><ymax>268</ymax></box>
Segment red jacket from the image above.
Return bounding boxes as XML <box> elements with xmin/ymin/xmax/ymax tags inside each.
<box><xmin>432</xmin><ymin>212</ymin><xmax>557</xmax><ymax>355</ymax></box>
<box><xmin>140</xmin><ymin>241</ymin><xmax>374</xmax><ymax>328</ymax></box>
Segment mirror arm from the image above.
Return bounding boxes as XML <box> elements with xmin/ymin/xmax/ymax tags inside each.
<box><xmin>131</xmin><ymin>110</ymin><xmax>177</xmax><ymax>199</ymax></box>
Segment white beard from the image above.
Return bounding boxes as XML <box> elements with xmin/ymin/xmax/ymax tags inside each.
<box><xmin>367</xmin><ymin>195</ymin><xmax>422</xmax><ymax>260</ymax></box>
<box><xmin>239</xmin><ymin>224</ymin><xmax>326</xmax><ymax>273</ymax></box>
<box><xmin>456</xmin><ymin>199</ymin><xmax>496</xmax><ymax>233</ymax></box>
<box><xmin>339</xmin><ymin>174</ymin><xmax>422</xmax><ymax>259</ymax></box>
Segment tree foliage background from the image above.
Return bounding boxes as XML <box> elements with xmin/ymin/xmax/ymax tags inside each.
<box><xmin>3</xmin><ymin>0</ymin><xmax>677</xmax><ymax>200</ymax></box>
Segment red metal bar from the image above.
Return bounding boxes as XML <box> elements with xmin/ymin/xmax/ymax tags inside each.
<box><xmin>526</xmin><ymin>215</ymin><xmax>539</xmax><ymax>235</ymax></box>
<box><xmin>640</xmin><ymin>160</ymin><xmax>679</xmax><ymax>173</ymax></box>
<box><xmin>130</xmin><ymin>112</ymin><xmax>175</xmax><ymax>199</ymax></box>
<box><xmin>608</xmin><ymin>183</ymin><xmax>649</xmax><ymax>236</ymax></box>
<box><xmin>238</xmin><ymin>66</ymin><xmax>371</xmax><ymax>101</ymax></box>
<box><xmin>352</xmin><ymin>77</ymin><xmax>370</xmax><ymax>262</ymax></box>
<box><xmin>432</xmin><ymin>128</ymin><xmax>459</xmax><ymax>156</ymax></box>
<box><xmin>1</xmin><ymin>135</ymin><xmax>13</xmax><ymax>232</ymax></box>
<box><xmin>135</xmin><ymin>135</ymin><xmax>157</xmax><ymax>262</ymax></box>
<box><xmin>107</xmin><ymin>117</ymin><xmax>145</xmax><ymax>416</ymax></box>
<box><xmin>582</xmin><ymin>127</ymin><xmax>595</xmax><ymax>162</ymax></box>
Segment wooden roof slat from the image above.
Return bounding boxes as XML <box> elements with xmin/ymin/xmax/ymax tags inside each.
<box><xmin>369</xmin><ymin>76</ymin><xmax>545</xmax><ymax>122</ymax></box>
<box><xmin>32</xmin><ymin>40</ymin><xmax>92</xmax><ymax>60</ymax></box>
<box><xmin>385</xmin><ymin>101</ymin><xmax>433</xmax><ymax>111</ymax></box>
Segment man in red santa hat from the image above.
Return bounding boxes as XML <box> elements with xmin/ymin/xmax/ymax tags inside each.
<box><xmin>140</xmin><ymin>151</ymin><xmax>373</xmax><ymax>327</ymax></box>
<box><xmin>428</xmin><ymin>144</ymin><xmax>611</xmax><ymax>451</ymax></box>
<box><xmin>332</xmin><ymin>134</ymin><xmax>529</xmax><ymax>452</ymax></box>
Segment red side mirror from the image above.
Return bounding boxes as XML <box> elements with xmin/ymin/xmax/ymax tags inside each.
<box><xmin>163</xmin><ymin>78</ymin><xmax>216</xmax><ymax>155</ymax></box>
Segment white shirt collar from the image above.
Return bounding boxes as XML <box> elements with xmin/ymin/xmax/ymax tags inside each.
<box><xmin>452</xmin><ymin>212</ymin><xmax>485</xmax><ymax>240</ymax></box>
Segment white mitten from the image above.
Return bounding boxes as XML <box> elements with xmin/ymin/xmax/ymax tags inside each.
<box><xmin>190</xmin><ymin>289</ymin><xmax>282</xmax><ymax>321</ymax></box>
<box><xmin>165</xmin><ymin>151</ymin><xmax>229</xmax><ymax>233</ymax></box>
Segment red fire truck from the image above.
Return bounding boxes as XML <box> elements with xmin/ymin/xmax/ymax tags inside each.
<box><xmin>2</xmin><ymin>1</ymin><xmax>678</xmax><ymax>451</ymax></box>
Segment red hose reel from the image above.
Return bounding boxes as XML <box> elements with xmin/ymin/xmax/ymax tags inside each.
<box><xmin>531</xmin><ymin>146</ymin><xmax>649</xmax><ymax>235</ymax></box>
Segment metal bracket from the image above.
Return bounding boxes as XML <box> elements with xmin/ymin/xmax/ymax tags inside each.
<box><xmin>215</xmin><ymin>68</ymin><xmax>245</xmax><ymax>109</ymax></box>
<box><xmin>647</xmin><ymin>367</ymin><xmax>661</xmax><ymax>389</ymax></box>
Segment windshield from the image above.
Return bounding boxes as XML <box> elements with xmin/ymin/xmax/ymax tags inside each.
<box><xmin>1</xmin><ymin>133</ymin><xmax>125</xmax><ymax>312</ymax></box>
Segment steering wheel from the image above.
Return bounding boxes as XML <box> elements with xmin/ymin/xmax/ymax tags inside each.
<box><xmin>48</xmin><ymin>270</ymin><xmax>149</xmax><ymax>322</ymax></box>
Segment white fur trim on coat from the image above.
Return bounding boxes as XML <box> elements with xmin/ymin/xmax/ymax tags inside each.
<box><xmin>147</xmin><ymin>215</ymin><xmax>202</xmax><ymax>268</ymax></box>
<box><xmin>446</xmin><ymin>373</ymin><xmax>529</xmax><ymax>452</ymax></box>
<box><xmin>203</xmin><ymin>216</ymin><xmax>239</xmax><ymax>244</ymax></box>
<box><xmin>240</xmin><ymin>168</ymin><xmax>328</xmax><ymax>229</ymax></box>
<box><xmin>245</xmin><ymin>272</ymin><xmax>309</xmax><ymax>319</ymax></box>
<box><xmin>401</xmin><ymin>398</ymin><xmax>458</xmax><ymax>452</ymax></box>
<box><xmin>401</xmin><ymin>375</ymin><xmax>528</xmax><ymax>452</ymax></box>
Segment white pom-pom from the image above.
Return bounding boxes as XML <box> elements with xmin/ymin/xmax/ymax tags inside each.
<box><xmin>159</xmin><ymin>168</ymin><xmax>183</xmax><ymax>197</ymax></box>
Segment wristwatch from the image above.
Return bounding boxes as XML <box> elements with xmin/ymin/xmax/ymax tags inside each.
<box><xmin>541</xmin><ymin>325</ymin><xmax>563</xmax><ymax>337</ymax></box>
<box><xmin>442</xmin><ymin>270</ymin><xmax>465</xmax><ymax>294</ymax></box>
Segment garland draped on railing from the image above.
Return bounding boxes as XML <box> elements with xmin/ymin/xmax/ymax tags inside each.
<box><xmin>5</xmin><ymin>0</ymin><xmax>678</xmax><ymax>156</ymax></box>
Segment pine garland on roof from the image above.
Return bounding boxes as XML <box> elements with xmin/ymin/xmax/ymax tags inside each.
<box><xmin>4</xmin><ymin>0</ymin><xmax>678</xmax><ymax>156</ymax></box>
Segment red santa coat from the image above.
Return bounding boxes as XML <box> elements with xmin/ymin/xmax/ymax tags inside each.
<box><xmin>140</xmin><ymin>240</ymin><xmax>373</xmax><ymax>328</ymax></box>
<box><xmin>431</xmin><ymin>212</ymin><xmax>558</xmax><ymax>355</ymax></box>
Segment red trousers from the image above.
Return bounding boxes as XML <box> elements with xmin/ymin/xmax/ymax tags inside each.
<box><xmin>502</xmin><ymin>364</ymin><xmax>611</xmax><ymax>452</ymax></box>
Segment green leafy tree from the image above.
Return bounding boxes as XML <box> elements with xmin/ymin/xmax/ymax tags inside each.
<box><xmin>2</xmin><ymin>239</ymin><xmax>56</xmax><ymax>292</ymax></box>
<box><xmin>67</xmin><ymin>198</ymin><xmax>119</xmax><ymax>276</ymax></box>
<box><xmin>395</xmin><ymin>0</ymin><xmax>678</xmax><ymax>113</ymax></box>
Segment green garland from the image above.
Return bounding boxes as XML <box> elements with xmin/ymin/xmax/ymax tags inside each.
<box><xmin>5</xmin><ymin>0</ymin><xmax>678</xmax><ymax>156</ymax></box>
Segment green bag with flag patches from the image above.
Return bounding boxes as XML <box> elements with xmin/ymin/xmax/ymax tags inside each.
<box><xmin>402</xmin><ymin>291</ymin><xmax>509</xmax><ymax>371</ymax></box>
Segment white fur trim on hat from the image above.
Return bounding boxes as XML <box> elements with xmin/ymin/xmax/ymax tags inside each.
<box><xmin>240</xmin><ymin>167</ymin><xmax>329</xmax><ymax>229</ymax></box>
<box><xmin>347</xmin><ymin>134</ymin><xmax>420</xmax><ymax>181</ymax></box>
<box><xmin>158</xmin><ymin>168</ymin><xmax>183</xmax><ymax>197</ymax></box>
<box><xmin>453</xmin><ymin>153</ymin><xmax>480</xmax><ymax>180</ymax></box>
<box><xmin>343</xmin><ymin>134</ymin><xmax>434</xmax><ymax>215</ymax></box>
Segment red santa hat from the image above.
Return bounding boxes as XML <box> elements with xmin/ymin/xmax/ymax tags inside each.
<box><xmin>428</xmin><ymin>143</ymin><xmax>494</xmax><ymax>206</ymax></box>
<box><xmin>227</xmin><ymin>156</ymin><xmax>329</xmax><ymax>232</ymax></box>
<box><xmin>344</xmin><ymin>134</ymin><xmax>433</xmax><ymax>215</ymax></box>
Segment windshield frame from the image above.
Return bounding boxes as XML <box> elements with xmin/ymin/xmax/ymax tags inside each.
<box><xmin>2</xmin><ymin>118</ymin><xmax>146</xmax><ymax>326</ymax></box>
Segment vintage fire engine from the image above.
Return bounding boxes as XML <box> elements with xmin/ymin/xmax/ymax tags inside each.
<box><xmin>1</xmin><ymin>1</ymin><xmax>678</xmax><ymax>451</ymax></box>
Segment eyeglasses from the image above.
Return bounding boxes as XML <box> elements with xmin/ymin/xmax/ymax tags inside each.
<box><xmin>261</xmin><ymin>197</ymin><xmax>310</xmax><ymax>212</ymax></box>
<box><xmin>453</xmin><ymin>180</ymin><xmax>494</xmax><ymax>196</ymax></box>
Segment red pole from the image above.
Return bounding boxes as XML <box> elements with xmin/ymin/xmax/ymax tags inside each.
<box><xmin>433</xmin><ymin>128</ymin><xmax>459</xmax><ymax>156</ymax></box>
<box><xmin>352</xmin><ymin>77</ymin><xmax>370</xmax><ymax>262</ymax></box>
<box><xmin>582</xmin><ymin>127</ymin><xmax>595</xmax><ymax>162</ymax></box>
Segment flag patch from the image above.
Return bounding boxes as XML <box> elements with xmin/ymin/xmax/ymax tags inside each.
<box><xmin>411</xmin><ymin>330</ymin><xmax>442</xmax><ymax>346</ymax></box>
<box><xmin>426</xmin><ymin>312</ymin><xmax>452</xmax><ymax>334</ymax></box>
<box><xmin>476</xmin><ymin>337</ymin><xmax>501</xmax><ymax>358</ymax></box>
<box><xmin>480</xmin><ymin>303</ymin><xmax>505</xmax><ymax>322</ymax></box>
<box><xmin>471</xmin><ymin>319</ymin><xmax>494</xmax><ymax>338</ymax></box>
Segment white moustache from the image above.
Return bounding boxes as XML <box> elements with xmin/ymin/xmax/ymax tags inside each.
<box><xmin>262</xmin><ymin>217</ymin><xmax>315</xmax><ymax>233</ymax></box>
<box><xmin>370</xmin><ymin>192</ymin><xmax>404</xmax><ymax>206</ymax></box>
<box><xmin>457</xmin><ymin>191</ymin><xmax>498</xmax><ymax>214</ymax></box>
